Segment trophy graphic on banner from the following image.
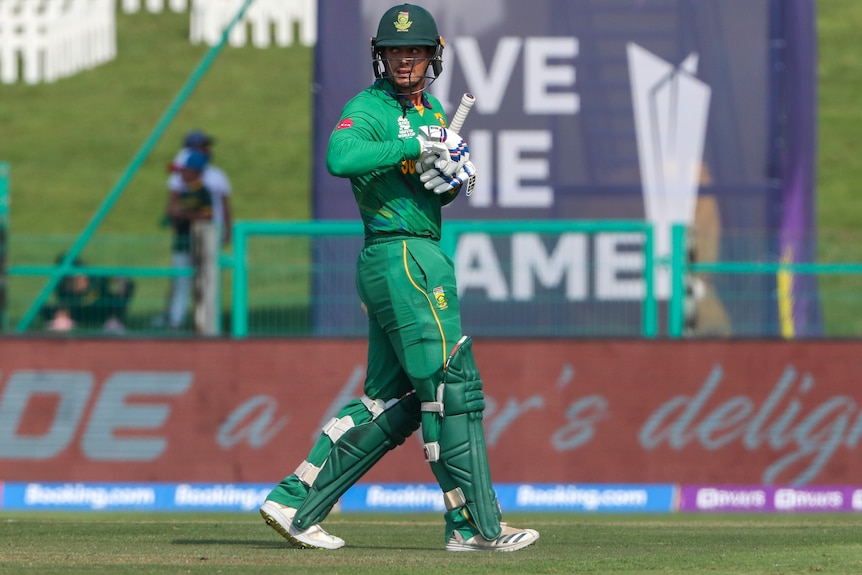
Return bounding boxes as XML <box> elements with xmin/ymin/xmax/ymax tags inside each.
<box><xmin>627</xmin><ymin>43</ymin><xmax>711</xmax><ymax>299</ymax></box>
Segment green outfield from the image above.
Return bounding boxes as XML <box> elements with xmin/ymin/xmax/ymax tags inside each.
<box><xmin>1</xmin><ymin>512</ymin><xmax>861</xmax><ymax>574</ymax></box>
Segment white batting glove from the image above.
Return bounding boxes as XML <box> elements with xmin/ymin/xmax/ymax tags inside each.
<box><xmin>416</xmin><ymin>126</ymin><xmax>471</xmax><ymax>176</ymax></box>
<box><xmin>416</xmin><ymin>125</ymin><xmax>449</xmax><ymax>165</ymax></box>
<box><xmin>420</xmin><ymin>161</ymin><xmax>477</xmax><ymax>195</ymax></box>
<box><xmin>415</xmin><ymin>155</ymin><xmax>435</xmax><ymax>175</ymax></box>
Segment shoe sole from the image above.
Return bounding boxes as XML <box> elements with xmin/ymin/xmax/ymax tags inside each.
<box><xmin>259</xmin><ymin>507</ymin><xmax>320</xmax><ymax>550</ymax></box>
<box><xmin>446</xmin><ymin>532</ymin><xmax>540</xmax><ymax>552</ymax></box>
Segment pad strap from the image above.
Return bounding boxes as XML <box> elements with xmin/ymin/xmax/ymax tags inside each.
<box><xmin>443</xmin><ymin>487</ymin><xmax>466</xmax><ymax>511</ymax></box>
<box><xmin>420</xmin><ymin>384</ymin><xmax>445</xmax><ymax>414</ymax></box>
<box><xmin>294</xmin><ymin>460</ymin><xmax>321</xmax><ymax>487</ymax></box>
<box><xmin>322</xmin><ymin>415</ymin><xmax>355</xmax><ymax>443</ymax></box>
<box><xmin>360</xmin><ymin>394</ymin><xmax>400</xmax><ymax>418</ymax></box>
<box><xmin>423</xmin><ymin>442</ymin><xmax>440</xmax><ymax>462</ymax></box>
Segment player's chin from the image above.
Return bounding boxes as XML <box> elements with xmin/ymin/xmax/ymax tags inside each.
<box><xmin>396</xmin><ymin>77</ymin><xmax>420</xmax><ymax>89</ymax></box>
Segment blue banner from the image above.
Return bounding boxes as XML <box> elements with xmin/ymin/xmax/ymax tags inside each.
<box><xmin>0</xmin><ymin>482</ymin><xmax>270</xmax><ymax>512</ymax></box>
<box><xmin>0</xmin><ymin>481</ymin><xmax>673</xmax><ymax>513</ymax></box>
<box><xmin>339</xmin><ymin>483</ymin><xmax>676</xmax><ymax>513</ymax></box>
<box><xmin>310</xmin><ymin>0</ymin><xmax>817</xmax><ymax>337</ymax></box>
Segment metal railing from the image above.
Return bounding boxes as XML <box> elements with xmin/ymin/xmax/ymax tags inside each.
<box><xmin>11</xmin><ymin>219</ymin><xmax>862</xmax><ymax>338</ymax></box>
<box><xmin>230</xmin><ymin>219</ymin><xmax>657</xmax><ymax>339</ymax></box>
<box><xmin>668</xmin><ymin>223</ymin><xmax>862</xmax><ymax>338</ymax></box>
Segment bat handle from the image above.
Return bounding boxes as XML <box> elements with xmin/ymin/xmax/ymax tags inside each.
<box><xmin>448</xmin><ymin>93</ymin><xmax>476</xmax><ymax>133</ymax></box>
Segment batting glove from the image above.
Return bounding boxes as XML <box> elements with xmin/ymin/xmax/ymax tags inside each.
<box><xmin>416</xmin><ymin>126</ymin><xmax>471</xmax><ymax>176</ymax></box>
<box><xmin>415</xmin><ymin>155</ymin><xmax>435</xmax><ymax>175</ymax></box>
<box><xmin>420</xmin><ymin>160</ymin><xmax>477</xmax><ymax>195</ymax></box>
<box><xmin>416</xmin><ymin>125</ymin><xmax>449</xmax><ymax>165</ymax></box>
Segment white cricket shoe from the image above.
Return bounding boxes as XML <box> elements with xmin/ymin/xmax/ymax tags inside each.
<box><xmin>446</xmin><ymin>523</ymin><xmax>539</xmax><ymax>552</ymax></box>
<box><xmin>259</xmin><ymin>500</ymin><xmax>345</xmax><ymax>550</ymax></box>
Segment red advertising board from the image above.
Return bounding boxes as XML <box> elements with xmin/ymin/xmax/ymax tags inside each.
<box><xmin>1</xmin><ymin>338</ymin><xmax>859</xmax><ymax>486</ymax></box>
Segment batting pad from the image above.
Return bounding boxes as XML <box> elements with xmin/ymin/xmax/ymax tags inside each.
<box><xmin>424</xmin><ymin>336</ymin><xmax>503</xmax><ymax>541</ymax></box>
<box><xmin>292</xmin><ymin>392</ymin><xmax>421</xmax><ymax>530</ymax></box>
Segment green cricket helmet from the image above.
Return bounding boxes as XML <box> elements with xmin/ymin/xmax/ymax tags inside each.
<box><xmin>371</xmin><ymin>4</ymin><xmax>444</xmax><ymax>82</ymax></box>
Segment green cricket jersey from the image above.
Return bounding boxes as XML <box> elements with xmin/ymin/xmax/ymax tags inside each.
<box><xmin>326</xmin><ymin>79</ymin><xmax>454</xmax><ymax>241</ymax></box>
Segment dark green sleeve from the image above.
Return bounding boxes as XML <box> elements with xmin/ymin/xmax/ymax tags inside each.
<box><xmin>326</xmin><ymin>110</ymin><xmax>421</xmax><ymax>179</ymax></box>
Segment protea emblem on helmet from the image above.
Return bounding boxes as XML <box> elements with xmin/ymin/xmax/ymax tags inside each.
<box><xmin>394</xmin><ymin>11</ymin><xmax>412</xmax><ymax>32</ymax></box>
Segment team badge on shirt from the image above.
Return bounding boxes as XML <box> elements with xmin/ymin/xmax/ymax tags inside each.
<box><xmin>433</xmin><ymin>286</ymin><xmax>448</xmax><ymax>310</ymax></box>
<box><xmin>336</xmin><ymin>118</ymin><xmax>353</xmax><ymax>130</ymax></box>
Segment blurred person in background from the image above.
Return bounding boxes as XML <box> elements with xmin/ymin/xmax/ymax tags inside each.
<box><xmin>42</xmin><ymin>254</ymin><xmax>135</xmax><ymax>334</ymax></box>
<box><xmin>154</xmin><ymin>130</ymin><xmax>231</xmax><ymax>329</ymax></box>
<box><xmin>167</xmin><ymin>129</ymin><xmax>232</xmax><ymax>246</ymax></box>
<box><xmin>161</xmin><ymin>150</ymin><xmax>213</xmax><ymax>330</ymax></box>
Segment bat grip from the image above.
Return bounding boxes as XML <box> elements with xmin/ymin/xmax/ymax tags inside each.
<box><xmin>449</xmin><ymin>93</ymin><xmax>475</xmax><ymax>133</ymax></box>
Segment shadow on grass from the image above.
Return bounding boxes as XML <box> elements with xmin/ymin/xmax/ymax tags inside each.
<box><xmin>171</xmin><ymin>538</ymin><xmax>288</xmax><ymax>549</ymax></box>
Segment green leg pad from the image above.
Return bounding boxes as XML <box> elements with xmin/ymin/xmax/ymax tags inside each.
<box><xmin>265</xmin><ymin>399</ymin><xmax>372</xmax><ymax>509</ymax></box>
<box><xmin>292</xmin><ymin>393</ymin><xmax>420</xmax><ymax>530</ymax></box>
<box><xmin>426</xmin><ymin>337</ymin><xmax>502</xmax><ymax>541</ymax></box>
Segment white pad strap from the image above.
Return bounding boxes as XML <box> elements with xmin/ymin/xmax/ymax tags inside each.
<box><xmin>359</xmin><ymin>394</ymin><xmax>384</xmax><ymax>418</ymax></box>
<box><xmin>360</xmin><ymin>394</ymin><xmax>403</xmax><ymax>419</ymax></box>
<box><xmin>423</xmin><ymin>442</ymin><xmax>440</xmax><ymax>462</ymax></box>
<box><xmin>420</xmin><ymin>384</ymin><xmax>445</xmax><ymax>415</ymax></box>
<box><xmin>322</xmin><ymin>415</ymin><xmax>355</xmax><ymax>443</ymax></box>
<box><xmin>443</xmin><ymin>487</ymin><xmax>467</xmax><ymax>511</ymax></box>
<box><xmin>294</xmin><ymin>460</ymin><xmax>321</xmax><ymax>487</ymax></box>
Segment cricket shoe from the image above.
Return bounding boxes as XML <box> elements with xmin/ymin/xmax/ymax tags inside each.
<box><xmin>259</xmin><ymin>500</ymin><xmax>344</xmax><ymax>550</ymax></box>
<box><xmin>446</xmin><ymin>523</ymin><xmax>539</xmax><ymax>552</ymax></box>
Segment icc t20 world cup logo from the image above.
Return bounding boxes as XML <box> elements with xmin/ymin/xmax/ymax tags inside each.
<box><xmin>627</xmin><ymin>43</ymin><xmax>711</xmax><ymax>298</ymax></box>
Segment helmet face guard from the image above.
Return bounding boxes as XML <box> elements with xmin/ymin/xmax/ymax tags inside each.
<box><xmin>370</xmin><ymin>42</ymin><xmax>444</xmax><ymax>84</ymax></box>
<box><xmin>371</xmin><ymin>4</ymin><xmax>444</xmax><ymax>91</ymax></box>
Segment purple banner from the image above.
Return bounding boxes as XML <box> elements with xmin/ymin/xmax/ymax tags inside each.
<box><xmin>679</xmin><ymin>485</ymin><xmax>862</xmax><ymax>512</ymax></box>
<box><xmin>312</xmin><ymin>0</ymin><xmax>817</xmax><ymax>337</ymax></box>
<box><xmin>773</xmin><ymin>0</ymin><xmax>821</xmax><ymax>337</ymax></box>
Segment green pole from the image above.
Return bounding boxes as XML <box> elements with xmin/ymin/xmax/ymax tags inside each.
<box><xmin>0</xmin><ymin>162</ymin><xmax>9</xmax><ymax>331</ymax></box>
<box><xmin>0</xmin><ymin>162</ymin><xmax>8</xmax><ymax>222</ymax></box>
<box><xmin>15</xmin><ymin>0</ymin><xmax>257</xmax><ymax>332</ymax></box>
<box><xmin>642</xmin><ymin>224</ymin><xmax>656</xmax><ymax>338</ymax></box>
<box><xmin>669</xmin><ymin>223</ymin><xmax>687</xmax><ymax>338</ymax></box>
<box><xmin>231</xmin><ymin>223</ymin><xmax>249</xmax><ymax>338</ymax></box>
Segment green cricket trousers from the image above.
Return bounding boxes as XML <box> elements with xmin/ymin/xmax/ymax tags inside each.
<box><xmin>357</xmin><ymin>234</ymin><xmax>462</xmax><ymax>403</ymax></box>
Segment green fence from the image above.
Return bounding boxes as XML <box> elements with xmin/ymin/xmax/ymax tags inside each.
<box><xmin>8</xmin><ymin>220</ymin><xmax>862</xmax><ymax>338</ymax></box>
<box><xmin>230</xmin><ymin>219</ymin><xmax>657</xmax><ymax>339</ymax></box>
<box><xmin>668</xmin><ymin>223</ymin><xmax>862</xmax><ymax>338</ymax></box>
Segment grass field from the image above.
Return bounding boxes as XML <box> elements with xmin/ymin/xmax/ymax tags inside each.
<box><xmin>2</xmin><ymin>512</ymin><xmax>862</xmax><ymax>574</ymax></box>
<box><xmin>0</xmin><ymin>10</ymin><xmax>312</xmax><ymax>235</ymax></box>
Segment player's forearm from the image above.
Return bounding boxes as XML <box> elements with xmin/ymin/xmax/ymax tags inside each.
<box><xmin>327</xmin><ymin>135</ymin><xmax>420</xmax><ymax>178</ymax></box>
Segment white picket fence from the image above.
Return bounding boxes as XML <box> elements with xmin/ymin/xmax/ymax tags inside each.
<box><xmin>0</xmin><ymin>0</ymin><xmax>116</xmax><ymax>84</ymax></box>
<box><xmin>0</xmin><ymin>0</ymin><xmax>314</xmax><ymax>84</ymax></box>
<box><xmin>189</xmin><ymin>0</ymin><xmax>317</xmax><ymax>48</ymax></box>
<box><xmin>119</xmin><ymin>0</ymin><xmax>187</xmax><ymax>12</ymax></box>
<box><xmin>122</xmin><ymin>0</ymin><xmax>317</xmax><ymax>48</ymax></box>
